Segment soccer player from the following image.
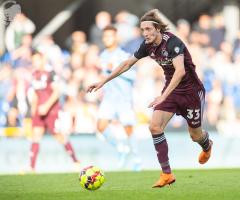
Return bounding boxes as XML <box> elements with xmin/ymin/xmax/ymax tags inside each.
<box><xmin>97</xmin><ymin>25</ymin><xmax>140</xmax><ymax>169</ymax></box>
<box><xmin>87</xmin><ymin>9</ymin><xmax>213</xmax><ymax>187</ymax></box>
<box><xmin>29</xmin><ymin>52</ymin><xmax>79</xmax><ymax>171</ymax></box>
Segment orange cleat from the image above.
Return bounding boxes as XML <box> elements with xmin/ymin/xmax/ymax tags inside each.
<box><xmin>199</xmin><ymin>140</ymin><xmax>213</xmax><ymax>164</ymax></box>
<box><xmin>152</xmin><ymin>173</ymin><xmax>176</xmax><ymax>188</ymax></box>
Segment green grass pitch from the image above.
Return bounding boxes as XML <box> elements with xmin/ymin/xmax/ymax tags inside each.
<box><xmin>1</xmin><ymin>169</ymin><xmax>240</xmax><ymax>200</ymax></box>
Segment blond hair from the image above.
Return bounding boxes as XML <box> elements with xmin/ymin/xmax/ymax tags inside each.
<box><xmin>140</xmin><ymin>9</ymin><xmax>168</xmax><ymax>33</ymax></box>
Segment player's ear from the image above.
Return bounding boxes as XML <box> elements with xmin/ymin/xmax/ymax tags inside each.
<box><xmin>156</xmin><ymin>28</ymin><xmax>160</xmax><ymax>32</ymax></box>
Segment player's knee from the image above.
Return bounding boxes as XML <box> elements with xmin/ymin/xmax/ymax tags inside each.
<box><xmin>54</xmin><ymin>134</ymin><xmax>65</xmax><ymax>144</ymax></box>
<box><xmin>32</xmin><ymin>138</ymin><xmax>40</xmax><ymax>143</ymax></box>
<box><xmin>149</xmin><ymin>124</ymin><xmax>164</xmax><ymax>134</ymax></box>
<box><xmin>97</xmin><ymin>122</ymin><xmax>108</xmax><ymax>133</ymax></box>
<box><xmin>124</xmin><ymin>126</ymin><xmax>133</xmax><ymax>136</ymax></box>
<box><xmin>32</xmin><ymin>130</ymin><xmax>43</xmax><ymax>142</ymax></box>
<box><xmin>32</xmin><ymin>134</ymin><xmax>41</xmax><ymax>142</ymax></box>
<box><xmin>97</xmin><ymin>125</ymin><xmax>105</xmax><ymax>133</ymax></box>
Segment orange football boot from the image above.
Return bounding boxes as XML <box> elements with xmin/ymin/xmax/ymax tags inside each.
<box><xmin>199</xmin><ymin>140</ymin><xmax>213</xmax><ymax>164</ymax></box>
<box><xmin>152</xmin><ymin>173</ymin><xmax>176</xmax><ymax>188</ymax></box>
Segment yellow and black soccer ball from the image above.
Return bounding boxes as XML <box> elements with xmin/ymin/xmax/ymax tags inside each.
<box><xmin>79</xmin><ymin>166</ymin><xmax>105</xmax><ymax>191</ymax></box>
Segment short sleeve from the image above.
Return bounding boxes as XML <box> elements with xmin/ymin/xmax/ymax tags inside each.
<box><xmin>134</xmin><ymin>41</ymin><xmax>148</xmax><ymax>59</ymax></box>
<box><xmin>167</xmin><ymin>36</ymin><xmax>185</xmax><ymax>59</ymax></box>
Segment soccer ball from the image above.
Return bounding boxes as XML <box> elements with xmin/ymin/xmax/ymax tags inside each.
<box><xmin>79</xmin><ymin>166</ymin><xmax>105</xmax><ymax>191</ymax></box>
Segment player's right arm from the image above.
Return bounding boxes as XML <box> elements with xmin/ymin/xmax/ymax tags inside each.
<box><xmin>87</xmin><ymin>56</ymin><xmax>138</xmax><ymax>93</ymax></box>
<box><xmin>31</xmin><ymin>90</ymin><xmax>38</xmax><ymax>116</ymax></box>
<box><xmin>87</xmin><ymin>41</ymin><xmax>148</xmax><ymax>93</ymax></box>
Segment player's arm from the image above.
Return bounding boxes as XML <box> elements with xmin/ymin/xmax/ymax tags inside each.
<box><xmin>30</xmin><ymin>89</ymin><xmax>38</xmax><ymax>116</ymax></box>
<box><xmin>161</xmin><ymin>37</ymin><xmax>186</xmax><ymax>100</ymax></box>
<box><xmin>148</xmin><ymin>55</ymin><xmax>185</xmax><ymax>108</ymax></box>
<box><xmin>44</xmin><ymin>83</ymin><xmax>60</xmax><ymax>109</ymax></box>
<box><xmin>87</xmin><ymin>41</ymin><xmax>148</xmax><ymax>93</ymax></box>
<box><xmin>38</xmin><ymin>73</ymin><xmax>60</xmax><ymax>116</ymax></box>
<box><xmin>87</xmin><ymin>56</ymin><xmax>138</xmax><ymax>93</ymax></box>
<box><xmin>161</xmin><ymin>55</ymin><xmax>185</xmax><ymax>98</ymax></box>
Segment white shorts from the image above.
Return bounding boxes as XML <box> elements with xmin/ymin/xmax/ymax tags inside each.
<box><xmin>98</xmin><ymin>98</ymin><xmax>136</xmax><ymax>126</ymax></box>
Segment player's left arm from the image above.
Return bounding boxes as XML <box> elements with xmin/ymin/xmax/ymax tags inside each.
<box><xmin>161</xmin><ymin>55</ymin><xmax>185</xmax><ymax>98</ymax></box>
<box><xmin>38</xmin><ymin>73</ymin><xmax>60</xmax><ymax>115</ymax></box>
<box><xmin>148</xmin><ymin>56</ymin><xmax>185</xmax><ymax>108</ymax></box>
<box><xmin>44</xmin><ymin>82</ymin><xmax>60</xmax><ymax>110</ymax></box>
<box><xmin>118</xmin><ymin>52</ymin><xmax>137</xmax><ymax>82</ymax></box>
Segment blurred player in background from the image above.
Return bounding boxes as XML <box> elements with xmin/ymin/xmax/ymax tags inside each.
<box><xmin>87</xmin><ymin>9</ymin><xmax>213</xmax><ymax>187</ymax></box>
<box><xmin>97</xmin><ymin>25</ymin><xmax>140</xmax><ymax>169</ymax></box>
<box><xmin>29</xmin><ymin>52</ymin><xmax>79</xmax><ymax>171</ymax></box>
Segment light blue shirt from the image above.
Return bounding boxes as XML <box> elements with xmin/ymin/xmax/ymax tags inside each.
<box><xmin>99</xmin><ymin>47</ymin><xmax>136</xmax><ymax>102</ymax></box>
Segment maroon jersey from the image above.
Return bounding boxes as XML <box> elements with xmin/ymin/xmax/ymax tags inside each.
<box><xmin>32</xmin><ymin>70</ymin><xmax>60</xmax><ymax>109</ymax></box>
<box><xmin>134</xmin><ymin>32</ymin><xmax>204</xmax><ymax>94</ymax></box>
<box><xmin>31</xmin><ymin>70</ymin><xmax>60</xmax><ymax>133</ymax></box>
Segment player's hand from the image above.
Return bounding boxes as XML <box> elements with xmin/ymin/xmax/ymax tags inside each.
<box><xmin>148</xmin><ymin>96</ymin><xmax>165</xmax><ymax>108</ymax></box>
<box><xmin>86</xmin><ymin>81</ymin><xmax>104</xmax><ymax>93</ymax></box>
<box><xmin>38</xmin><ymin>104</ymin><xmax>49</xmax><ymax>116</ymax></box>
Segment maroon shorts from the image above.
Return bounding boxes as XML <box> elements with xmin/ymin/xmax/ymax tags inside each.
<box><xmin>32</xmin><ymin>108</ymin><xmax>60</xmax><ymax>135</ymax></box>
<box><xmin>154</xmin><ymin>87</ymin><xmax>205</xmax><ymax>128</ymax></box>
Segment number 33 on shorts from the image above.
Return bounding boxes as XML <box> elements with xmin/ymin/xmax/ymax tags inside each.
<box><xmin>186</xmin><ymin>109</ymin><xmax>200</xmax><ymax>120</ymax></box>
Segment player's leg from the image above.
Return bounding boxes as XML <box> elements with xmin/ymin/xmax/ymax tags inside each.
<box><xmin>97</xmin><ymin>98</ymin><xmax>118</xmax><ymax>146</ymax></box>
<box><xmin>122</xmin><ymin>125</ymin><xmax>142</xmax><ymax>170</ymax></box>
<box><xmin>181</xmin><ymin>88</ymin><xmax>213</xmax><ymax>164</ymax></box>
<box><xmin>46</xmin><ymin>112</ymin><xmax>79</xmax><ymax>163</ymax></box>
<box><xmin>188</xmin><ymin>126</ymin><xmax>213</xmax><ymax>164</ymax></box>
<box><xmin>124</xmin><ymin>125</ymin><xmax>133</xmax><ymax>137</ymax></box>
<box><xmin>53</xmin><ymin>133</ymin><xmax>79</xmax><ymax>163</ymax></box>
<box><xmin>118</xmin><ymin>104</ymin><xmax>141</xmax><ymax>170</ymax></box>
<box><xmin>30</xmin><ymin>126</ymin><xmax>44</xmax><ymax>171</ymax></box>
<box><xmin>149</xmin><ymin>110</ymin><xmax>176</xmax><ymax>187</ymax></box>
<box><xmin>97</xmin><ymin>118</ymin><xmax>119</xmax><ymax>146</ymax></box>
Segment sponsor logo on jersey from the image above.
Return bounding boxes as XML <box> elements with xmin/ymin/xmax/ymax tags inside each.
<box><xmin>156</xmin><ymin>58</ymin><xmax>172</xmax><ymax>66</ymax></box>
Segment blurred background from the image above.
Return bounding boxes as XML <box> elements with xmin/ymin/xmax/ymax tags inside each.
<box><xmin>0</xmin><ymin>0</ymin><xmax>240</xmax><ymax>173</ymax></box>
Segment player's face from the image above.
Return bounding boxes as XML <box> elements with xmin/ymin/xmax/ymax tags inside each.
<box><xmin>140</xmin><ymin>21</ymin><xmax>160</xmax><ymax>44</ymax></box>
<box><xmin>32</xmin><ymin>54</ymin><xmax>45</xmax><ymax>70</ymax></box>
<box><xmin>102</xmin><ymin>30</ymin><xmax>118</xmax><ymax>48</ymax></box>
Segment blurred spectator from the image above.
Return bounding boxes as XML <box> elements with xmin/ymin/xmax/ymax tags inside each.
<box><xmin>66</xmin><ymin>31</ymin><xmax>89</xmax><ymax>54</ymax></box>
<box><xmin>5</xmin><ymin>13</ymin><xmax>35</xmax><ymax>52</ymax></box>
<box><xmin>176</xmin><ymin>19</ymin><xmax>190</xmax><ymax>45</ymax></box>
<box><xmin>84</xmin><ymin>44</ymin><xmax>100</xmax><ymax>69</ymax></box>
<box><xmin>114</xmin><ymin>10</ymin><xmax>138</xmax><ymax>46</ymax></box>
<box><xmin>11</xmin><ymin>34</ymin><xmax>33</xmax><ymax>68</ymax></box>
<box><xmin>36</xmin><ymin>35</ymin><xmax>63</xmax><ymax>74</ymax></box>
<box><xmin>70</xmin><ymin>52</ymin><xmax>84</xmax><ymax>70</ymax></box>
<box><xmin>90</xmin><ymin>11</ymin><xmax>112</xmax><ymax>49</ymax></box>
<box><xmin>194</xmin><ymin>14</ymin><xmax>212</xmax><ymax>47</ymax></box>
<box><xmin>233</xmin><ymin>30</ymin><xmax>240</xmax><ymax>59</ymax></box>
<box><xmin>122</xmin><ymin>27</ymin><xmax>143</xmax><ymax>54</ymax></box>
<box><xmin>209</xmin><ymin>14</ymin><xmax>226</xmax><ymax>51</ymax></box>
<box><xmin>0</xmin><ymin>64</ymin><xmax>12</xmax><ymax>127</ymax></box>
<box><xmin>206</xmin><ymin>79</ymin><xmax>223</xmax><ymax>125</ymax></box>
<box><xmin>188</xmin><ymin>31</ymin><xmax>205</xmax><ymax>79</ymax></box>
